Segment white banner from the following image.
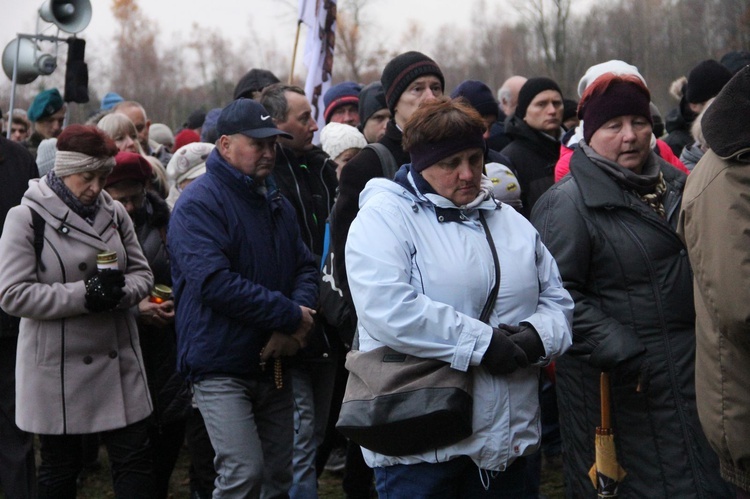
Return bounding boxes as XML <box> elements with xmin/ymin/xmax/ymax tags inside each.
<box><xmin>299</xmin><ymin>0</ymin><xmax>337</xmax><ymax>143</ymax></box>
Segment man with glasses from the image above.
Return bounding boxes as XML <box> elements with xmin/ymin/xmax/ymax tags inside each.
<box><xmin>113</xmin><ymin>100</ymin><xmax>172</xmax><ymax>165</ymax></box>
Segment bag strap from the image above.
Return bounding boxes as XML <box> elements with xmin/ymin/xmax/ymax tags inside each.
<box><xmin>477</xmin><ymin>211</ymin><xmax>500</xmax><ymax>324</ymax></box>
<box><xmin>365</xmin><ymin>143</ymin><xmax>400</xmax><ymax>179</ymax></box>
<box><xmin>29</xmin><ymin>207</ymin><xmax>47</xmax><ymax>273</ymax></box>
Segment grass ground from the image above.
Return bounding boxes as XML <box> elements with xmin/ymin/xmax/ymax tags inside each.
<box><xmin>1</xmin><ymin>442</ymin><xmax>565</xmax><ymax>498</ymax></box>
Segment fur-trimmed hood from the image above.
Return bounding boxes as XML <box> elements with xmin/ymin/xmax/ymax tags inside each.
<box><xmin>702</xmin><ymin>66</ymin><xmax>750</xmax><ymax>161</ymax></box>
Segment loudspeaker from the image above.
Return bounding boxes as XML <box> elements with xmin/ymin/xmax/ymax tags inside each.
<box><xmin>64</xmin><ymin>38</ymin><xmax>88</xmax><ymax>103</ymax></box>
<box><xmin>1</xmin><ymin>38</ymin><xmax>56</xmax><ymax>84</ymax></box>
<box><xmin>38</xmin><ymin>0</ymin><xmax>92</xmax><ymax>34</ymax></box>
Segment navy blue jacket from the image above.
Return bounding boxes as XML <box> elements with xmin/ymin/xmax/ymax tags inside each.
<box><xmin>168</xmin><ymin>149</ymin><xmax>319</xmax><ymax>382</ymax></box>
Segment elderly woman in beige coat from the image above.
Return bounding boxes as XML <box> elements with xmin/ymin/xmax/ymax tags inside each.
<box><xmin>0</xmin><ymin>125</ymin><xmax>155</xmax><ymax>498</ymax></box>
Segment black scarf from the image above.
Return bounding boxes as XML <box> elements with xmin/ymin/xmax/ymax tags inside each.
<box><xmin>46</xmin><ymin>171</ymin><xmax>99</xmax><ymax>224</ymax></box>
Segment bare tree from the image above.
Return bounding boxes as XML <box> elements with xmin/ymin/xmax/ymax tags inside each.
<box><xmin>111</xmin><ymin>0</ymin><xmax>171</xmax><ymax>121</ymax></box>
<box><xmin>516</xmin><ymin>0</ymin><xmax>575</xmax><ymax>91</ymax></box>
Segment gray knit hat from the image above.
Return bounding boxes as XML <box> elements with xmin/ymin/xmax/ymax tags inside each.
<box><xmin>36</xmin><ymin>138</ymin><xmax>57</xmax><ymax>177</ymax></box>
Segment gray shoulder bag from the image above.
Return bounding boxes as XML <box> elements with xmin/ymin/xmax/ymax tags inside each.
<box><xmin>336</xmin><ymin>211</ymin><xmax>500</xmax><ymax>456</ymax></box>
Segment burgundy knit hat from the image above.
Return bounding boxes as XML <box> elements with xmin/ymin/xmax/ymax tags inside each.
<box><xmin>106</xmin><ymin>151</ymin><xmax>152</xmax><ymax>188</ymax></box>
<box><xmin>579</xmin><ymin>76</ymin><xmax>652</xmax><ymax>144</ymax></box>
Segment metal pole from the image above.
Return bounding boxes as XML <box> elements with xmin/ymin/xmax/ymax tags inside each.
<box><xmin>5</xmin><ymin>35</ymin><xmax>21</xmax><ymax>139</ymax></box>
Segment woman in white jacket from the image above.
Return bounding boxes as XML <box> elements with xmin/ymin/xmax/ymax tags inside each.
<box><xmin>344</xmin><ymin>98</ymin><xmax>573</xmax><ymax>497</ymax></box>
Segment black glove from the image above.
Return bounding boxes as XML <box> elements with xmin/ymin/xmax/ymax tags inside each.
<box><xmin>482</xmin><ymin>327</ymin><xmax>529</xmax><ymax>375</ymax></box>
<box><xmin>616</xmin><ymin>354</ymin><xmax>650</xmax><ymax>393</ymax></box>
<box><xmin>85</xmin><ymin>269</ymin><xmax>126</xmax><ymax>312</ymax></box>
<box><xmin>498</xmin><ymin>323</ymin><xmax>546</xmax><ymax>364</ymax></box>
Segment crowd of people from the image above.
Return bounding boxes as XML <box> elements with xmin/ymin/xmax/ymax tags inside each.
<box><xmin>0</xmin><ymin>47</ymin><xmax>748</xmax><ymax>499</ymax></box>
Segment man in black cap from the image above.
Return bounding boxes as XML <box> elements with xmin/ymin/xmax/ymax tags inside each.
<box><xmin>357</xmin><ymin>81</ymin><xmax>391</xmax><ymax>143</ymax></box>
<box><xmin>331</xmin><ymin>51</ymin><xmax>443</xmax><ymax>310</ymax></box>
<box><xmin>234</xmin><ymin>68</ymin><xmax>281</xmax><ymax>100</ymax></box>
<box><xmin>329</xmin><ymin>51</ymin><xmax>443</xmax><ymax>498</ymax></box>
<box><xmin>0</xmin><ymin>109</ymin><xmax>39</xmax><ymax>498</ymax></box>
<box><xmin>500</xmin><ymin>76</ymin><xmax>564</xmax><ymax>218</ymax></box>
<box><xmin>664</xmin><ymin>59</ymin><xmax>733</xmax><ymax>157</ymax></box>
<box><xmin>168</xmin><ymin>98</ymin><xmax>319</xmax><ymax>498</ymax></box>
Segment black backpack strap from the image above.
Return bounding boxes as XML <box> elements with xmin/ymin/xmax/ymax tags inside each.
<box><xmin>365</xmin><ymin>143</ymin><xmax>400</xmax><ymax>179</ymax></box>
<box><xmin>29</xmin><ymin>207</ymin><xmax>47</xmax><ymax>272</ymax></box>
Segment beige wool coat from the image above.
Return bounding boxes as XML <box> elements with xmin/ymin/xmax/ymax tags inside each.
<box><xmin>0</xmin><ymin>177</ymin><xmax>154</xmax><ymax>435</ymax></box>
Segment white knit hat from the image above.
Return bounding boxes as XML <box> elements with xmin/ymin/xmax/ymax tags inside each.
<box><xmin>577</xmin><ymin>60</ymin><xmax>647</xmax><ymax>97</ymax></box>
<box><xmin>320</xmin><ymin>122</ymin><xmax>366</xmax><ymax>162</ymax></box>
<box><xmin>167</xmin><ymin>142</ymin><xmax>215</xmax><ymax>184</ymax></box>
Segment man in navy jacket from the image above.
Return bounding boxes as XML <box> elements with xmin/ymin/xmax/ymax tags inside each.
<box><xmin>169</xmin><ymin>98</ymin><xmax>319</xmax><ymax>498</ymax></box>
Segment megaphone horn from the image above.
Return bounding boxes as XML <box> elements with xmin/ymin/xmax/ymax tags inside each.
<box><xmin>39</xmin><ymin>0</ymin><xmax>92</xmax><ymax>34</ymax></box>
<box><xmin>2</xmin><ymin>38</ymin><xmax>57</xmax><ymax>85</ymax></box>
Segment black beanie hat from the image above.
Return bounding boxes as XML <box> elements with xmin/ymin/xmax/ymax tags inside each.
<box><xmin>381</xmin><ymin>51</ymin><xmax>444</xmax><ymax>115</ymax></box>
<box><xmin>515</xmin><ymin>77</ymin><xmax>562</xmax><ymax>119</ymax></box>
<box><xmin>720</xmin><ymin>50</ymin><xmax>750</xmax><ymax>75</ymax></box>
<box><xmin>450</xmin><ymin>80</ymin><xmax>499</xmax><ymax>117</ymax></box>
<box><xmin>233</xmin><ymin>69</ymin><xmax>281</xmax><ymax>100</ymax></box>
<box><xmin>358</xmin><ymin>81</ymin><xmax>387</xmax><ymax>127</ymax></box>
<box><xmin>686</xmin><ymin>60</ymin><xmax>732</xmax><ymax>104</ymax></box>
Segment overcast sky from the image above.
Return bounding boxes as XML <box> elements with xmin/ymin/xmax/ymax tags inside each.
<box><xmin>1</xmin><ymin>0</ymin><xmax>495</xmax><ymax>66</ymax></box>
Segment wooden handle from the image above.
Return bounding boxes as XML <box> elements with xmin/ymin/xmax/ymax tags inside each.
<box><xmin>601</xmin><ymin>372</ymin><xmax>611</xmax><ymax>428</ymax></box>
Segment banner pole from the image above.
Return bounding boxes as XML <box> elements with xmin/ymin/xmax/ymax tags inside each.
<box><xmin>289</xmin><ymin>20</ymin><xmax>303</xmax><ymax>84</ymax></box>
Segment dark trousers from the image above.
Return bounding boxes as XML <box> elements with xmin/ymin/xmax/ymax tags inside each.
<box><xmin>38</xmin><ymin>417</ymin><xmax>154</xmax><ymax>499</ymax></box>
<box><xmin>149</xmin><ymin>419</ymin><xmax>186</xmax><ymax>499</ymax></box>
<box><xmin>0</xmin><ymin>336</ymin><xmax>36</xmax><ymax>499</ymax></box>
<box><xmin>374</xmin><ymin>455</ymin><xmax>526</xmax><ymax>498</ymax></box>
<box><xmin>342</xmin><ymin>440</ymin><xmax>374</xmax><ymax>499</ymax></box>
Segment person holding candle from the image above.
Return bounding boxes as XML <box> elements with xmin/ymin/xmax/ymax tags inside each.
<box><xmin>0</xmin><ymin>124</ymin><xmax>155</xmax><ymax>498</ymax></box>
<box><xmin>104</xmin><ymin>151</ymin><xmax>190</xmax><ymax>498</ymax></box>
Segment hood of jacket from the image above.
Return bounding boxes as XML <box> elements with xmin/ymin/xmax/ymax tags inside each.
<box><xmin>702</xmin><ymin>66</ymin><xmax>750</xmax><ymax>161</ymax></box>
<box><xmin>359</xmin><ymin>163</ymin><xmax>499</xmax><ymax>222</ymax></box>
<box><xmin>665</xmin><ymin>97</ymin><xmax>696</xmax><ymax>134</ymax></box>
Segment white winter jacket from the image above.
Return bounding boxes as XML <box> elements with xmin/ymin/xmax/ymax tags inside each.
<box><xmin>345</xmin><ymin>166</ymin><xmax>573</xmax><ymax>471</ymax></box>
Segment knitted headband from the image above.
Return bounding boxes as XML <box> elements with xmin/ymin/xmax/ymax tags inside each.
<box><xmin>410</xmin><ymin>134</ymin><xmax>485</xmax><ymax>173</ymax></box>
<box><xmin>579</xmin><ymin>80</ymin><xmax>652</xmax><ymax>143</ymax></box>
<box><xmin>54</xmin><ymin>151</ymin><xmax>116</xmax><ymax>178</ymax></box>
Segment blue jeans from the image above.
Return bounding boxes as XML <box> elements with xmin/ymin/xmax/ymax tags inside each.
<box><xmin>193</xmin><ymin>375</ymin><xmax>294</xmax><ymax>499</ymax></box>
<box><xmin>37</xmin><ymin>417</ymin><xmax>153</xmax><ymax>499</ymax></box>
<box><xmin>289</xmin><ymin>359</ymin><xmax>337</xmax><ymax>499</ymax></box>
<box><xmin>374</xmin><ymin>455</ymin><xmax>526</xmax><ymax>499</ymax></box>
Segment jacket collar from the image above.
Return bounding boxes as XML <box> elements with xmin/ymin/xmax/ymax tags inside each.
<box><xmin>206</xmin><ymin>148</ymin><xmax>281</xmax><ymax>204</ymax></box>
<box><xmin>393</xmin><ymin>164</ymin><xmax>498</xmax><ymax>223</ymax></box>
<box><xmin>569</xmin><ymin>147</ymin><xmax>685</xmax><ymax>210</ymax></box>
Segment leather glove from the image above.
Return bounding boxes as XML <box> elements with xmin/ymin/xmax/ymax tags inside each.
<box><xmin>482</xmin><ymin>327</ymin><xmax>529</xmax><ymax>375</ymax></box>
<box><xmin>498</xmin><ymin>323</ymin><xmax>546</xmax><ymax>364</ymax></box>
<box><xmin>85</xmin><ymin>269</ymin><xmax>126</xmax><ymax>312</ymax></box>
